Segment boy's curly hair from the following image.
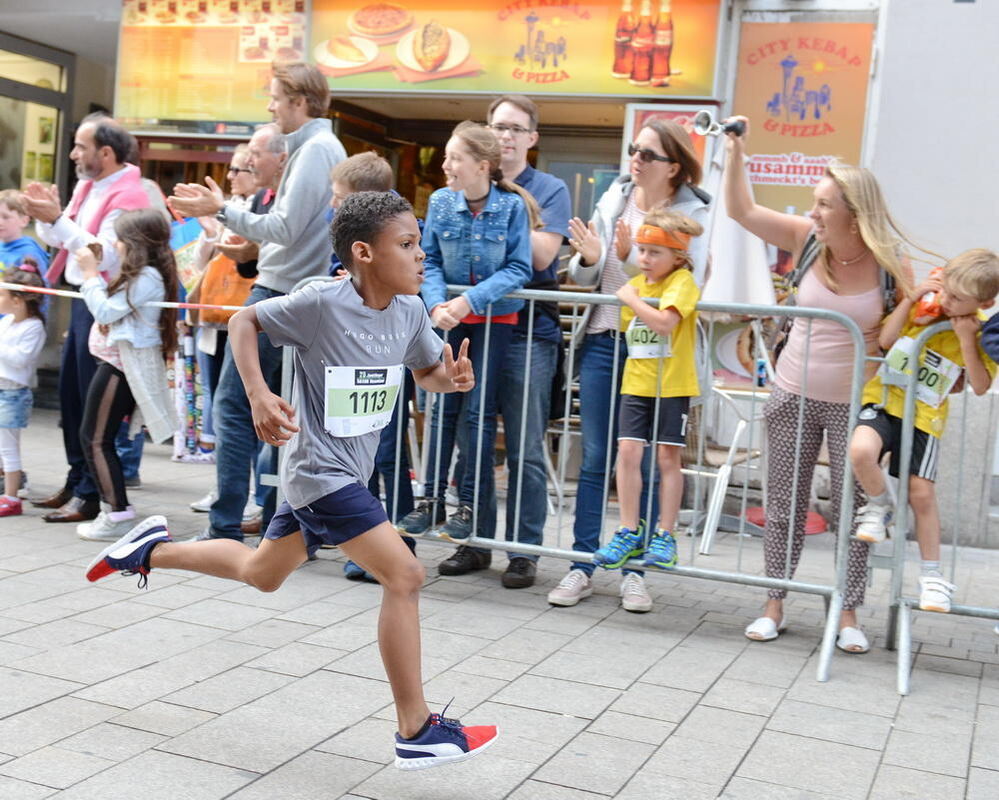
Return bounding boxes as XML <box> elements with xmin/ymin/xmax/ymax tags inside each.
<box><xmin>331</xmin><ymin>191</ymin><xmax>413</xmax><ymax>271</ymax></box>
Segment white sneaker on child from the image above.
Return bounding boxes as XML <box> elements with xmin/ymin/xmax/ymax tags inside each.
<box><xmin>78</xmin><ymin>507</ymin><xmax>139</xmax><ymax>542</ymax></box>
<box><xmin>855</xmin><ymin>502</ymin><xmax>893</xmax><ymax>543</ymax></box>
<box><xmin>620</xmin><ymin>573</ymin><xmax>652</xmax><ymax>613</ymax></box>
<box><xmin>919</xmin><ymin>575</ymin><xmax>956</xmax><ymax>613</ymax></box>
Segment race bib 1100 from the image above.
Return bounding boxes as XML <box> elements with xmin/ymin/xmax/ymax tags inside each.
<box><xmin>881</xmin><ymin>336</ymin><xmax>961</xmax><ymax>409</ymax></box>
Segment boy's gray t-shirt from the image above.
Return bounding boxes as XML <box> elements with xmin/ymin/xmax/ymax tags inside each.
<box><xmin>255</xmin><ymin>279</ymin><xmax>442</xmax><ymax>508</ymax></box>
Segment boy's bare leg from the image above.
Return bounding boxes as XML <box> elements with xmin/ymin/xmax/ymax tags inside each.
<box><xmin>616</xmin><ymin>439</ymin><xmax>644</xmax><ymax>530</ymax></box>
<box><xmin>150</xmin><ymin>532</ymin><xmax>307</xmax><ymax>592</ymax></box>
<box><xmin>655</xmin><ymin>445</ymin><xmax>683</xmax><ymax>531</ymax></box>
<box><xmin>849</xmin><ymin>427</ymin><xmax>887</xmax><ymax>496</ymax></box>
<box><xmin>341</xmin><ymin>522</ymin><xmax>430</xmax><ymax>738</ymax></box>
<box><xmin>908</xmin><ymin>475</ymin><xmax>941</xmax><ymax>562</ymax></box>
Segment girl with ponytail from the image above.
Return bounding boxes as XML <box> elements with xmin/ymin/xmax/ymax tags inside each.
<box><xmin>399</xmin><ymin>120</ymin><xmax>534</xmax><ymax>549</ymax></box>
<box><xmin>73</xmin><ymin>208</ymin><xmax>179</xmax><ymax>543</ymax></box>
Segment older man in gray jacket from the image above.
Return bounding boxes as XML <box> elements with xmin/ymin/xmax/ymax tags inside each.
<box><xmin>170</xmin><ymin>62</ymin><xmax>346</xmax><ymax>540</ymax></box>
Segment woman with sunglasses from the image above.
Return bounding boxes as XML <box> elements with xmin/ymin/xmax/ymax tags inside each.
<box><xmin>548</xmin><ymin>118</ymin><xmax>709</xmax><ymax>613</ymax></box>
<box><xmin>723</xmin><ymin>117</ymin><xmax>916</xmax><ymax>654</ymax></box>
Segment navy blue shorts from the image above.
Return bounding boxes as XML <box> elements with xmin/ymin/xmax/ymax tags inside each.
<box><xmin>264</xmin><ymin>482</ymin><xmax>388</xmax><ymax>550</ymax></box>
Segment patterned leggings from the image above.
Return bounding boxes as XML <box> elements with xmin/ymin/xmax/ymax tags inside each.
<box><xmin>763</xmin><ymin>385</ymin><xmax>870</xmax><ymax>610</ymax></box>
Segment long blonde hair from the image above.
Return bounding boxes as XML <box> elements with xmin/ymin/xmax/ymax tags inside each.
<box><xmin>820</xmin><ymin>163</ymin><xmax>939</xmax><ymax>295</ymax></box>
<box><xmin>451</xmin><ymin>121</ymin><xmax>542</xmax><ymax>230</ymax></box>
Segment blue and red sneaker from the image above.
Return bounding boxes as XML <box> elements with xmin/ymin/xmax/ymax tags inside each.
<box><xmin>85</xmin><ymin>515</ymin><xmax>171</xmax><ymax>588</ymax></box>
<box><xmin>394</xmin><ymin>704</ymin><xmax>498</xmax><ymax>770</ymax></box>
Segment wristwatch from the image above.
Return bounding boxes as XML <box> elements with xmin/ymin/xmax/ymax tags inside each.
<box><xmin>215</xmin><ymin>205</ymin><xmax>228</xmax><ymax>225</ymax></box>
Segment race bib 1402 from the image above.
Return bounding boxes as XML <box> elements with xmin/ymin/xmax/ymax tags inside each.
<box><xmin>625</xmin><ymin>317</ymin><xmax>671</xmax><ymax>360</ymax></box>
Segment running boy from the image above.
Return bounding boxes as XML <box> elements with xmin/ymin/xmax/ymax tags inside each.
<box><xmin>592</xmin><ymin>209</ymin><xmax>704</xmax><ymax>602</ymax></box>
<box><xmin>85</xmin><ymin>192</ymin><xmax>498</xmax><ymax>769</ymax></box>
<box><xmin>850</xmin><ymin>248</ymin><xmax>999</xmax><ymax>613</ymax></box>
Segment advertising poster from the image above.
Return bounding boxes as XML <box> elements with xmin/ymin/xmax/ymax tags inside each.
<box><xmin>116</xmin><ymin>0</ymin><xmax>307</xmax><ymax>131</ymax></box>
<box><xmin>731</xmin><ymin>21</ymin><xmax>875</xmax><ymax>215</ymax></box>
<box><xmin>311</xmin><ymin>0</ymin><xmax>721</xmax><ymax>98</ymax></box>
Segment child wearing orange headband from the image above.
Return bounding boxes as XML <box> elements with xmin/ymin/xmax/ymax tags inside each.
<box><xmin>591</xmin><ymin>208</ymin><xmax>705</xmax><ymax>586</ymax></box>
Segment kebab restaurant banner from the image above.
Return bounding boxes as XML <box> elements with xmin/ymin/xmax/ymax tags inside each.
<box><xmin>116</xmin><ymin>0</ymin><xmax>307</xmax><ymax>131</ymax></box>
<box><xmin>311</xmin><ymin>0</ymin><xmax>721</xmax><ymax>97</ymax></box>
<box><xmin>731</xmin><ymin>21</ymin><xmax>875</xmax><ymax>214</ymax></box>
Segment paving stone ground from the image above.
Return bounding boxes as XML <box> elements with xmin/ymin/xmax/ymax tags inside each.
<box><xmin>2</xmin><ymin>409</ymin><xmax>999</xmax><ymax>799</ymax></box>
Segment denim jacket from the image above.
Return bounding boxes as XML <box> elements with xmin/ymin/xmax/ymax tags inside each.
<box><xmin>80</xmin><ymin>266</ymin><xmax>165</xmax><ymax>350</ymax></box>
<box><xmin>420</xmin><ymin>185</ymin><xmax>532</xmax><ymax>318</ymax></box>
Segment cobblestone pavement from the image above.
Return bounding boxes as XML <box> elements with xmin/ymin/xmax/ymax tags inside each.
<box><xmin>2</xmin><ymin>410</ymin><xmax>999</xmax><ymax>799</ymax></box>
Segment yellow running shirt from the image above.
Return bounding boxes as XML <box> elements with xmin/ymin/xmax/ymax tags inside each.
<box><xmin>862</xmin><ymin>309</ymin><xmax>996</xmax><ymax>437</ymax></box>
<box><xmin>619</xmin><ymin>269</ymin><xmax>700</xmax><ymax>398</ymax></box>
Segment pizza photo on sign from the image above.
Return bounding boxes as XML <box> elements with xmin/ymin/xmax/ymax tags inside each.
<box><xmin>348</xmin><ymin>2</ymin><xmax>414</xmax><ymax>39</ymax></box>
<box><xmin>314</xmin><ymin>34</ymin><xmax>379</xmax><ymax>69</ymax></box>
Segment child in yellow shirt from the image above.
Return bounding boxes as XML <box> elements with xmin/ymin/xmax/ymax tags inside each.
<box><xmin>592</xmin><ymin>208</ymin><xmax>703</xmax><ymax>582</ymax></box>
<box><xmin>850</xmin><ymin>249</ymin><xmax>999</xmax><ymax>613</ymax></box>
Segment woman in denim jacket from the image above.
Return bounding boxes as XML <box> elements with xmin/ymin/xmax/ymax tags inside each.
<box><xmin>401</xmin><ymin>121</ymin><xmax>540</xmax><ymax>569</ymax></box>
<box><xmin>547</xmin><ymin>119</ymin><xmax>709</xmax><ymax>613</ymax></box>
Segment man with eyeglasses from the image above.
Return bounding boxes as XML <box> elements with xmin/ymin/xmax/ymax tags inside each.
<box><xmin>436</xmin><ymin>94</ymin><xmax>571</xmax><ymax>589</ymax></box>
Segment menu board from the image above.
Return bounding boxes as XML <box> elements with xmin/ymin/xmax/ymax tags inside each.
<box><xmin>116</xmin><ymin>0</ymin><xmax>307</xmax><ymax>132</ymax></box>
<box><xmin>311</xmin><ymin>0</ymin><xmax>721</xmax><ymax>97</ymax></box>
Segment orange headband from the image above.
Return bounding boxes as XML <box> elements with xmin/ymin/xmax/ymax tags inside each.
<box><xmin>635</xmin><ymin>224</ymin><xmax>690</xmax><ymax>251</ymax></box>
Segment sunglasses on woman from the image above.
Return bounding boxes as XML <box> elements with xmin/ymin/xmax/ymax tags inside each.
<box><xmin>627</xmin><ymin>143</ymin><xmax>674</xmax><ymax>164</ymax></box>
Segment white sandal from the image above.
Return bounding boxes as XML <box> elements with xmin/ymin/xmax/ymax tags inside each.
<box><xmin>745</xmin><ymin>616</ymin><xmax>786</xmax><ymax>642</ymax></box>
<box><xmin>836</xmin><ymin>626</ymin><xmax>870</xmax><ymax>654</ymax></box>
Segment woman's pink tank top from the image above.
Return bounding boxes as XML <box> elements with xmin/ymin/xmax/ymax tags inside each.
<box><xmin>774</xmin><ymin>269</ymin><xmax>883</xmax><ymax>404</ymax></box>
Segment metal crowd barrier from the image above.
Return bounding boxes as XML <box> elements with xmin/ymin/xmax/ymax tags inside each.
<box><xmin>878</xmin><ymin>320</ymin><xmax>999</xmax><ymax>695</ymax></box>
<box><xmin>29</xmin><ymin>277</ymin><xmax>990</xmax><ymax>693</ymax></box>
<box><xmin>395</xmin><ymin>285</ymin><xmax>869</xmax><ymax>685</ymax></box>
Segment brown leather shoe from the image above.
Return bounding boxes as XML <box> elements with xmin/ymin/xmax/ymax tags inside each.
<box><xmin>240</xmin><ymin>517</ymin><xmax>262</xmax><ymax>535</ymax></box>
<box><xmin>42</xmin><ymin>496</ymin><xmax>100</xmax><ymax>523</ymax></box>
<box><xmin>31</xmin><ymin>485</ymin><xmax>74</xmax><ymax>509</ymax></box>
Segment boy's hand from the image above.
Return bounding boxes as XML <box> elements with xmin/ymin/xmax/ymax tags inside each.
<box><xmin>951</xmin><ymin>313</ymin><xmax>980</xmax><ymax>341</ymax></box>
<box><xmin>910</xmin><ymin>273</ymin><xmax>944</xmax><ymax>302</ymax></box>
<box><xmin>616</xmin><ymin>282</ymin><xmax>638</xmax><ymax>304</ymax></box>
<box><xmin>443</xmin><ymin>337</ymin><xmax>474</xmax><ymax>393</ymax></box>
<box><xmin>249</xmin><ymin>391</ymin><xmax>300</xmax><ymax>446</ymax></box>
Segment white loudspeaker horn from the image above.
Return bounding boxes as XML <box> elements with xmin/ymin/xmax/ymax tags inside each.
<box><xmin>693</xmin><ymin>110</ymin><xmax>746</xmax><ymax>137</ymax></box>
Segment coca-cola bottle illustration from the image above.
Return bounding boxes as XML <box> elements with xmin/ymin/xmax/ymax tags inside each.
<box><xmin>651</xmin><ymin>0</ymin><xmax>673</xmax><ymax>86</ymax></box>
<box><xmin>629</xmin><ymin>0</ymin><xmax>655</xmax><ymax>87</ymax></box>
<box><xmin>611</xmin><ymin>0</ymin><xmax>637</xmax><ymax>79</ymax></box>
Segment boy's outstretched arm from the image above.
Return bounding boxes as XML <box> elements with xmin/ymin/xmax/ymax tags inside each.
<box><xmin>412</xmin><ymin>337</ymin><xmax>475</xmax><ymax>394</ymax></box>
<box><xmin>229</xmin><ymin>305</ymin><xmax>300</xmax><ymax>445</ymax></box>
<box><xmin>953</xmin><ymin>315</ymin><xmax>993</xmax><ymax>395</ymax></box>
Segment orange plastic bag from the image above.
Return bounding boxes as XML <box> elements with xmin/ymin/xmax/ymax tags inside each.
<box><xmin>196</xmin><ymin>253</ymin><xmax>254</xmax><ymax>325</ymax></box>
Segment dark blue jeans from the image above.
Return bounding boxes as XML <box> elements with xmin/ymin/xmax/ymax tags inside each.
<box><xmin>423</xmin><ymin>320</ymin><xmax>513</xmax><ymax>538</ymax></box>
<box><xmin>59</xmin><ymin>299</ymin><xmax>99</xmax><ymax>500</ymax></box>
<box><xmin>482</xmin><ymin>332</ymin><xmax>558</xmax><ymax>561</ymax></box>
<box><xmin>368</xmin><ymin>369</ymin><xmax>416</xmax><ymax>524</ymax></box>
<box><xmin>115</xmin><ymin>421</ymin><xmax>144</xmax><ymax>480</ymax></box>
<box><xmin>208</xmin><ymin>285</ymin><xmax>283</xmax><ymax>540</ymax></box>
<box><xmin>571</xmin><ymin>332</ymin><xmax>655</xmax><ymax>576</ymax></box>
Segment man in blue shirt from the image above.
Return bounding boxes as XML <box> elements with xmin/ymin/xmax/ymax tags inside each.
<box><xmin>437</xmin><ymin>95</ymin><xmax>571</xmax><ymax>588</ymax></box>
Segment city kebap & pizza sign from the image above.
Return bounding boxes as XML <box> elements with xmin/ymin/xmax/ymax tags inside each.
<box><xmin>311</xmin><ymin>0</ymin><xmax>722</xmax><ymax>96</ymax></box>
<box><xmin>731</xmin><ymin>21</ymin><xmax>876</xmax><ymax>213</ymax></box>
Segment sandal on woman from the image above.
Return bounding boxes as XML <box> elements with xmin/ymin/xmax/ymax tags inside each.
<box><xmin>744</xmin><ymin>616</ymin><xmax>786</xmax><ymax>642</ymax></box>
<box><xmin>836</xmin><ymin>626</ymin><xmax>869</xmax><ymax>654</ymax></box>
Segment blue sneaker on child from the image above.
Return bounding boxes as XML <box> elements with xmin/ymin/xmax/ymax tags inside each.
<box><xmin>343</xmin><ymin>560</ymin><xmax>379</xmax><ymax>584</ymax></box>
<box><xmin>592</xmin><ymin>523</ymin><xmax>645</xmax><ymax>569</ymax></box>
<box><xmin>394</xmin><ymin>703</ymin><xmax>498</xmax><ymax>770</ymax></box>
<box><xmin>643</xmin><ymin>530</ymin><xmax>678</xmax><ymax>568</ymax></box>
<box><xmin>85</xmin><ymin>515</ymin><xmax>171</xmax><ymax>588</ymax></box>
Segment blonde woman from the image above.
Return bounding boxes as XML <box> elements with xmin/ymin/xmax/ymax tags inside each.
<box><xmin>399</xmin><ymin>121</ymin><xmax>540</xmax><ymax>575</ymax></box>
<box><xmin>723</xmin><ymin>116</ymin><xmax>916</xmax><ymax>653</ymax></box>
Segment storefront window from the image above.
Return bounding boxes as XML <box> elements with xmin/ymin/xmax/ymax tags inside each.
<box><xmin>0</xmin><ymin>49</ymin><xmax>66</xmax><ymax>92</ymax></box>
<box><xmin>0</xmin><ymin>97</ymin><xmax>61</xmax><ymax>188</ymax></box>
